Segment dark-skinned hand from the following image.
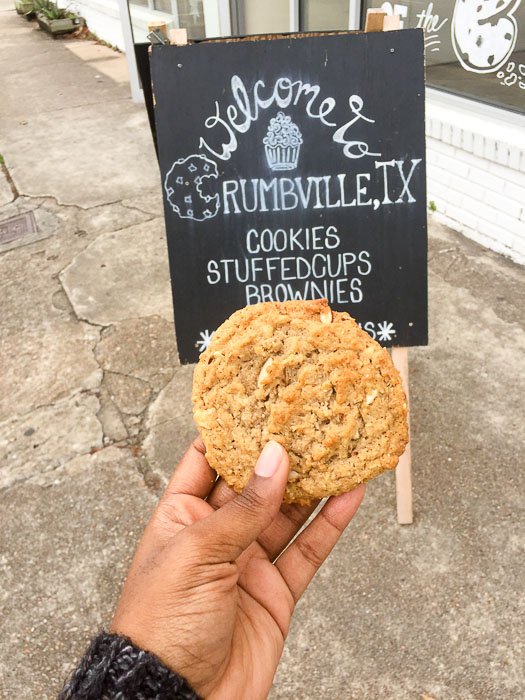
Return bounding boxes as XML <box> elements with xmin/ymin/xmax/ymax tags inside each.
<box><xmin>111</xmin><ymin>438</ymin><xmax>365</xmax><ymax>699</ymax></box>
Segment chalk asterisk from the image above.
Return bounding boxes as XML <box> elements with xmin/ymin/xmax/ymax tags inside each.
<box><xmin>377</xmin><ymin>321</ymin><xmax>396</xmax><ymax>343</ymax></box>
<box><xmin>196</xmin><ymin>329</ymin><xmax>214</xmax><ymax>353</ymax></box>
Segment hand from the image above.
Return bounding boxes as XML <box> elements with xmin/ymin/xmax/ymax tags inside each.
<box><xmin>111</xmin><ymin>438</ymin><xmax>365</xmax><ymax>699</ymax></box>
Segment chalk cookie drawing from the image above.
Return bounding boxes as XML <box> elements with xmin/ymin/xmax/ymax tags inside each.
<box><xmin>165</xmin><ymin>154</ymin><xmax>220</xmax><ymax>221</ymax></box>
<box><xmin>451</xmin><ymin>0</ymin><xmax>522</xmax><ymax>73</ymax></box>
<box><xmin>264</xmin><ymin>112</ymin><xmax>303</xmax><ymax>171</ymax></box>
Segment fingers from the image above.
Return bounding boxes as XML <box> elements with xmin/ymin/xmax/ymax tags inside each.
<box><xmin>208</xmin><ymin>475</ymin><xmax>319</xmax><ymax>562</ymax></box>
<box><xmin>258</xmin><ymin>501</ymin><xmax>320</xmax><ymax>561</ymax></box>
<box><xmin>190</xmin><ymin>441</ymin><xmax>290</xmax><ymax>563</ymax></box>
<box><xmin>206</xmin><ymin>477</ymin><xmax>236</xmax><ymax>509</ymax></box>
<box><xmin>275</xmin><ymin>484</ymin><xmax>365</xmax><ymax>602</ymax></box>
<box><xmin>131</xmin><ymin>438</ymin><xmax>216</xmax><ymax>558</ymax></box>
<box><xmin>163</xmin><ymin>436</ymin><xmax>216</xmax><ymax>500</ymax></box>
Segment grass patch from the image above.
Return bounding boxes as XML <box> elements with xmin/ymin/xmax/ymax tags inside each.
<box><xmin>428</xmin><ymin>200</ymin><xmax>437</xmax><ymax>212</ymax></box>
<box><xmin>0</xmin><ymin>154</ymin><xmax>4</xmax><ymax>165</ymax></box>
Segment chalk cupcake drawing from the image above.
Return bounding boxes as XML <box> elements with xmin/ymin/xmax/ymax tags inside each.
<box><xmin>451</xmin><ymin>0</ymin><xmax>522</xmax><ymax>73</ymax></box>
<box><xmin>263</xmin><ymin>112</ymin><xmax>303</xmax><ymax>171</ymax></box>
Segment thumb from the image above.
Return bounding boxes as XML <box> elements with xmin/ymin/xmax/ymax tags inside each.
<box><xmin>191</xmin><ymin>441</ymin><xmax>289</xmax><ymax>563</ymax></box>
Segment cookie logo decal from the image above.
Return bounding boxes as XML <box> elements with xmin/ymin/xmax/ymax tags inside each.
<box><xmin>451</xmin><ymin>0</ymin><xmax>522</xmax><ymax>73</ymax></box>
<box><xmin>164</xmin><ymin>154</ymin><xmax>220</xmax><ymax>221</ymax></box>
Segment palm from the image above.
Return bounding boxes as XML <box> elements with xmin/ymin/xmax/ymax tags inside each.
<box><xmin>209</xmin><ymin>544</ymin><xmax>295</xmax><ymax>699</ymax></box>
<box><xmin>163</xmin><ymin>495</ymin><xmax>301</xmax><ymax>699</ymax></box>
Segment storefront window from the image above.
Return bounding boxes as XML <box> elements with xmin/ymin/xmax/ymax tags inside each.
<box><xmin>128</xmin><ymin>0</ymin><xmax>206</xmax><ymax>41</ymax></box>
<box><xmin>300</xmin><ymin>0</ymin><xmax>350</xmax><ymax>30</ymax></box>
<box><xmin>231</xmin><ymin>0</ymin><xmax>290</xmax><ymax>35</ymax></box>
<box><xmin>364</xmin><ymin>0</ymin><xmax>525</xmax><ymax>113</ymax></box>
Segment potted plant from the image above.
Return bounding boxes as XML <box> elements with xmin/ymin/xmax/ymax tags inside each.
<box><xmin>15</xmin><ymin>0</ymin><xmax>35</xmax><ymax>18</ymax></box>
<box><xmin>33</xmin><ymin>0</ymin><xmax>85</xmax><ymax>36</ymax></box>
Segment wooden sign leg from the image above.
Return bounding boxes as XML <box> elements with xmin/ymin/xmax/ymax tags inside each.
<box><xmin>365</xmin><ymin>10</ymin><xmax>410</xmax><ymax>523</ymax></box>
<box><xmin>391</xmin><ymin>347</ymin><xmax>413</xmax><ymax>524</ymax></box>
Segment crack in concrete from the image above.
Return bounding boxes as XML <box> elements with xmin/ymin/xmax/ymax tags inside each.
<box><xmin>119</xmin><ymin>201</ymin><xmax>162</xmax><ymax>218</ymax></box>
<box><xmin>2</xmin><ymin>190</ymin><xmax>170</xmax><ymax>495</ymax></box>
<box><xmin>0</xmin><ymin>442</ymin><xmax>139</xmax><ymax>493</ymax></box>
<box><xmin>88</xmin><ymin>340</ymin><xmax>166</xmax><ymax>493</ymax></box>
<box><xmin>103</xmin><ymin>368</ymin><xmax>155</xmax><ymax>394</ymax></box>
<box><xmin>2</xmin><ymin>385</ymin><xmax>98</xmax><ymax>424</ymax></box>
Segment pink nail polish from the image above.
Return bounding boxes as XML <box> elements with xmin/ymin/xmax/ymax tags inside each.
<box><xmin>254</xmin><ymin>441</ymin><xmax>283</xmax><ymax>478</ymax></box>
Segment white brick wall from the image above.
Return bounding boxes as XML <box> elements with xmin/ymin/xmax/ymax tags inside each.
<box><xmin>426</xmin><ymin>89</ymin><xmax>525</xmax><ymax>265</ymax></box>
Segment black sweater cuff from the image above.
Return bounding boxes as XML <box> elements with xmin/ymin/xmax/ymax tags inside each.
<box><xmin>58</xmin><ymin>631</ymin><xmax>201</xmax><ymax>699</ymax></box>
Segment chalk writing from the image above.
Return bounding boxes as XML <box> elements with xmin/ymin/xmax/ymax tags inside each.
<box><xmin>497</xmin><ymin>61</ymin><xmax>525</xmax><ymax>88</ymax></box>
<box><xmin>198</xmin><ymin>74</ymin><xmax>380</xmax><ymax>163</ymax></box>
<box><xmin>196</xmin><ymin>329</ymin><xmax>214</xmax><ymax>353</ymax></box>
<box><xmin>151</xmin><ymin>31</ymin><xmax>428</xmax><ymax>361</ymax></box>
<box><xmin>358</xmin><ymin>321</ymin><xmax>396</xmax><ymax>341</ymax></box>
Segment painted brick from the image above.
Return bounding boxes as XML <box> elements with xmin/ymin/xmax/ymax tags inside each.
<box><xmin>468</xmin><ymin>166</ymin><xmax>506</xmax><ymax>193</ymax></box>
<box><xmin>451</xmin><ymin>126</ymin><xmax>463</xmax><ymax>148</ymax></box>
<box><xmin>427</xmin><ymin>137</ymin><xmax>456</xmax><ymax>158</ymax></box>
<box><xmin>489</xmin><ymin>191</ymin><xmax>523</xmax><ymax>219</ymax></box>
<box><xmin>503</xmin><ymin>180</ymin><xmax>525</xmax><ymax>205</ymax></box>
<box><xmin>456</xmin><ymin>176</ymin><xmax>485</xmax><ymax>202</ymax></box>
<box><xmin>461</xmin><ymin>198</ymin><xmax>500</xmax><ymax>224</ymax></box>
<box><xmin>494</xmin><ymin>142</ymin><xmax>511</xmax><ymax>166</ymax></box>
<box><xmin>426</xmin><ymin>163</ymin><xmax>451</xmax><ymax>187</ymax></box>
<box><xmin>454</xmin><ymin>149</ymin><xmax>488</xmax><ymax>169</ymax></box>
<box><xmin>427</xmin><ymin>180</ymin><xmax>464</xmax><ymax>207</ymax></box>
<box><xmin>462</xmin><ymin>130</ymin><xmax>474</xmax><ymax>153</ymax></box>
<box><xmin>436</xmin><ymin>153</ymin><xmax>470</xmax><ymax>178</ymax></box>
<box><xmin>488</xmin><ymin>160</ymin><xmax>525</xmax><ymax>186</ymax></box>
<box><xmin>424</xmin><ymin>132</ymin><xmax>524</xmax><ymax>263</ymax></box>
<box><xmin>484</xmin><ymin>138</ymin><xmax>497</xmax><ymax>162</ymax></box>
<box><xmin>476</xmin><ymin>217</ymin><xmax>516</xmax><ymax>248</ymax></box>
<box><xmin>445</xmin><ymin>204</ymin><xmax>478</xmax><ymax>231</ymax></box>
<box><xmin>512</xmin><ymin>236</ymin><xmax>525</xmax><ymax>258</ymax></box>
<box><xmin>441</xmin><ymin>122</ymin><xmax>453</xmax><ymax>144</ymax></box>
<box><xmin>425</xmin><ymin>147</ymin><xmax>439</xmax><ymax>165</ymax></box>
<box><xmin>507</xmin><ymin>148</ymin><xmax>522</xmax><ymax>171</ymax></box>
<box><xmin>493</xmin><ymin>210</ymin><xmax>525</xmax><ymax>238</ymax></box>
<box><xmin>428</xmin><ymin>120</ymin><xmax>441</xmax><ymax>140</ymax></box>
<box><xmin>473</xmin><ymin>133</ymin><xmax>485</xmax><ymax>158</ymax></box>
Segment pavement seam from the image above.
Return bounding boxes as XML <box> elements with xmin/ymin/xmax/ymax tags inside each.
<box><xmin>2</xmin><ymin>94</ymin><xmax>132</xmax><ymax>120</ymax></box>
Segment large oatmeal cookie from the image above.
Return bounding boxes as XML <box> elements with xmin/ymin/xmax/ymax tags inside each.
<box><xmin>192</xmin><ymin>299</ymin><xmax>408</xmax><ymax>504</ymax></box>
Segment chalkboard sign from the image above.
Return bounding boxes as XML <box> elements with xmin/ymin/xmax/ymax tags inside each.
<box><xmin>151</xmin><ymin>30</ymin><xmax>427</xmax><ymax>364</ymax></box>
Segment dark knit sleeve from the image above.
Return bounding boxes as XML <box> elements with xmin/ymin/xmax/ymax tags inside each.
<box><xmin>58</xmin><ymin>631</ymin><xmax>202</xmax><ymax>700</ymax></box>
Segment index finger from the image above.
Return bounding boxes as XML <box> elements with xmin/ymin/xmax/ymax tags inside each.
<box><xmin>275</xmin><ymin>485</ymin><xmax>365</xmax><ymax>602</ymax></box>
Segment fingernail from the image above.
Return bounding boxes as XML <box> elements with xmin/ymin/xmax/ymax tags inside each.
<box><xmin>254</xmin><ymin>441</ymin><xmax>283</xmax><ymax>478</ymax></box>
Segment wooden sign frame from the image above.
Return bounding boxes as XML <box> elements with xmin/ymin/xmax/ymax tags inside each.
<box><xmin>364</xmin><ymin>9</ymin><xmax>413</xmax><ymax>525</ymax></box>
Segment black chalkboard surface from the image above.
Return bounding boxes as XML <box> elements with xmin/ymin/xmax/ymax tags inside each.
<box><xmin>151</xmin><ymin>30</ymin><xmax>427</xmax><ymax>364</ymax></box>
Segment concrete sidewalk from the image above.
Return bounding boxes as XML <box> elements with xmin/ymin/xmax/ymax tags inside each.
<box><xmin>1</xmin><ymin>4</ymin><xmax>524</xmax><ymax>699</ymax></box>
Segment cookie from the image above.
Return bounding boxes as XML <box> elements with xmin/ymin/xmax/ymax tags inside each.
<box><xmin>192</xmin><ymin>299</ymin><xmax>408</xmax><ymax>504</ymax></box>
